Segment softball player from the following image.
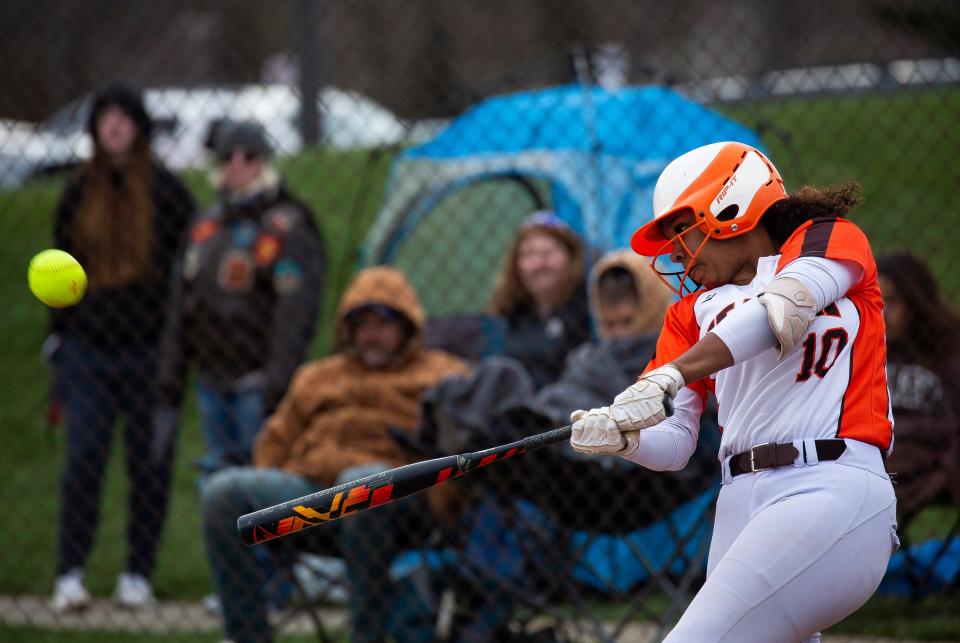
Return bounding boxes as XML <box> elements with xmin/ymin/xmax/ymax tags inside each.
<box><xmin>570</xmin><ymin>141</ymin><xmax>898</xmax><ymax>642</ymax></box>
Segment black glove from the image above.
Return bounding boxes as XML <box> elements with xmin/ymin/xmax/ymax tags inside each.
<box><xmin>150</xmin><ymin>405</ymin><xmax>180</xmax><ymax>465</ymax></box>
<box><xmin>41</xmin><ymin>334</ymin><xmax>62</xmax><ymax>363</ymax></box>
<box><xmin>42</xmin><ymin>334</ymin><xmax>63</xmax><ymax>431</ymax></box>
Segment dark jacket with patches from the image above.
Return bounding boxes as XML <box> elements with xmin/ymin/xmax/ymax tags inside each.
<box><xmin>157</xmin><ymin>181</ymin><xmax>325</xmax><ymax>411</ymax></box>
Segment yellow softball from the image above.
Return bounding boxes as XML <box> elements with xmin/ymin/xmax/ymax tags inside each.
<box><xmin>28</xmin><ymin>249</ymin><xmax>87</xmax><ymax>308</ymax></box>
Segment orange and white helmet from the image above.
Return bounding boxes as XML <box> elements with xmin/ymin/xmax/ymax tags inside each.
<box><xmin>631</xmin><ymin>141</ymin><xmax>787</xmax><ymax>257</ymax></box>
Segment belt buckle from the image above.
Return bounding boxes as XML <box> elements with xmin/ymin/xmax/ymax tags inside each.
<box><xmin>749</xmin><ymin>442</ymin><xmax>775</xmax><ymax>472</ymax></box>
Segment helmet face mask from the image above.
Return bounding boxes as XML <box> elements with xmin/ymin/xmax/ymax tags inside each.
<box><xmin>649</xmin><ymin>216</ymin><xmax>711</xmax><ymax>297</ymax></box>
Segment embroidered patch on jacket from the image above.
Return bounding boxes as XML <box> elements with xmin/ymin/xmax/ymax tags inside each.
<box><xmin>191</xmin><ymin>219</ymin><xmax>219</xmax><ymax>244</ymax></box>
<box><xmin>232</xmin><ymin>221</ymin><xmax>259</xmax><ymax>248</ymax></box>
<box><xmin>217</xmin><ymin>249</ymin><xmax>255</xmax><ymax>293</ymax></box>
<box><xmin>273</xmin><ymin>258</ymin><xmax>304</xmax><ymax>295</ymax></box>
<box><xmin>265</xmin><ymin>206</ymin><xmax>301</xmax><ymax>234</ymax></box>
<box><xmin>253</xmin><ymin>232</ymin><xmax>282</xmax><ymax>266</ymax></box>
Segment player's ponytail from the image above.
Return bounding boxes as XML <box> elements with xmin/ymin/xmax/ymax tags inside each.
<box><xmin>761</xmin><ymin>180</ymin><xmax>864</xmax><ymax>247</ymax></box>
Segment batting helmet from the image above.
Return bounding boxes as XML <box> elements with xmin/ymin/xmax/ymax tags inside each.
<box><xmin>631</xmin><ymin>141</ymin><xmax>787</xmax><ymax>257</ymax></box>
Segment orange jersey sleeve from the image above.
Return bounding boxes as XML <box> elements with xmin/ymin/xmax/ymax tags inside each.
<box><xmin>776</xmin><ymin>218</ymin><xmax>879</xmax><ymax>298</ymax></box>
<box><xmin>643</xmin><ymin>292</ymin><xmax>713</xmax><ymax>401</ymax></box>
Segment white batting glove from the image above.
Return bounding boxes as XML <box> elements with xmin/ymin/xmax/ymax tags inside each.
<box><xmin>569</xmin><ymin>408</ymin><xmax>641</xmax><ymax>456</ymax></box>
<box><xmin>609</xmin><ymin>364</ymin><xmax>685</xmax><ymax>431</ymax></box>
<box><xmin>569</xmin><ymin>364</ymin><xmax>684</xmax><ymax>457</ymax></box>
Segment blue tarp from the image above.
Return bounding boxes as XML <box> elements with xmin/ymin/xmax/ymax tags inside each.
<box><xmin>363</xmin><ymin>83</ymin><xmax>764</xmax><ymax>262</ymax></box>
<box><xmin>409</xmin><ymin>84</ymin><xmax>759</xmax><ymax>159</ymax></box>
<box><xmin>879</xmin><ymin>537</ymin><xmax>960</xmax><ymax>596</ymax></box>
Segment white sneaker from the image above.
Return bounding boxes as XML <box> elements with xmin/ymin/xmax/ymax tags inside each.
<box><xmin>202</xmin><ymin>592</ymin><xmax>222</xmax><ymax>615</ymax></box>
<box><xmin>113</xmin><ymin>572</ymin><xmax>155</xmax><ymax>608</ymax></box>
<box><xmin>293</xmin><ymin>555</ymin><xmax>349</xmax><ymax>604</ymax></box>
<box><xmin>51</xmin><ymin>568</ymin><xmax>91</xmax><ymax>612</ymax></box>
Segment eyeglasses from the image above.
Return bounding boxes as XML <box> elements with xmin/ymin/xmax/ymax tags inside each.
<box><xmin>218</xmin><ymin>149</ymin><xmax>260</xmax><ymax>164</ymax></box>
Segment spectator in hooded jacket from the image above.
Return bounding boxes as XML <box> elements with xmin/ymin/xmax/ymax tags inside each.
<box><xmin>531</xmin><ymin>249</ymin><xmax>675</xmax><ymax>424</ymax></box>
<box><xmin>156</xmin><ymin>120</ymin><xmax>326</xmax><ymax>474</ymax></box>
<box><xmin>527</xmin><ymin>249</ymin><xmax>723</xmax><ymax>524</ymax></box>
<box><xmin>48</xmin><ymin>82</ymin><xmax>195</xmax><ymax>611</ymax></box>
<box><xmin>199</xmin><ymin>266</ymin><xmax>469</xmax><ymax>643</ymax></box>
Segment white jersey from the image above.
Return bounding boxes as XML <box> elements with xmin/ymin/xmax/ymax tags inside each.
<box><xmin>637</xmin><ymin>218</ymin><xmax>893</xmax><ymax>464</ymax></box>
<box><xmin>695</xmin><ymin>256</ymin><xmax>862</xmax><ymax>458</ymax></box>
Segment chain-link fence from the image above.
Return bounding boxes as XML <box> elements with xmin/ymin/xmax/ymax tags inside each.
<box><xmin>1</xmin><ymin>1</ymin><xmax>959</xmax><ymax>641</ymax></box>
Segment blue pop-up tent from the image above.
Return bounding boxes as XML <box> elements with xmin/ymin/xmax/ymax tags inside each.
<box><xmin>361</xmin><ymin>83</ymin><xmax>763</xmax><ymax>313</ymax></box>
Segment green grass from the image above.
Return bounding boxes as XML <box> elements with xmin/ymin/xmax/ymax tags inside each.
<box><xmin>587</xmin><ymin>589</ymin><xmax>960</xmax><ymax>641</ymax></box>
<box><xmin>2</xmin><ymin>90</ymin><xmax>959</xmax><ymax>640</ymax></box>
<box><xmin>828</xmin><ymin>594</ymin><xmax>960</xmax><ymax>640</ymax></box>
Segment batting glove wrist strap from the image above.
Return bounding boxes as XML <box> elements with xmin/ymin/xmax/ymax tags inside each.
<box><xmin>609</xmin><ymin>364</ymin><xmax>685</xmax><ymax>431</ymax></box>
<box><xmin>637</xmin><ymin>364</ymin><xmax>685</xmax><ymax>397</ymax></box>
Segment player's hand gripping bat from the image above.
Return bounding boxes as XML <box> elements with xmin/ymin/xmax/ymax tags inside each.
<box><xmin>238</xmin><ymin>397</ymin><xmax>672</xmax><ymax>545</ymax></box>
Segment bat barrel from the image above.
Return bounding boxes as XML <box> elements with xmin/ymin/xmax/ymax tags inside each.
<box><xmin>238</xmin><ymin>455</ymin><xmax>460</xmax><ymax>545</ymax></box>
<box><xmin>237</xmin><ymin>424</ymin><xmax>572</xmax><ymax>546</ymax></box>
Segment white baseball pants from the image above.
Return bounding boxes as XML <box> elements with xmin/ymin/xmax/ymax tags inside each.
<box><xmin>665</xmin><ymin>439</ymin><xmax>898</xmax><ymax>643</ymax></box>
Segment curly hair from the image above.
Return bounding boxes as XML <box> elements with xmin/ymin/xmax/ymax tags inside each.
<box><xmin>761</xmin><ymin>180</ymin><xmax>864</xmax><ymax>247</ymax></box>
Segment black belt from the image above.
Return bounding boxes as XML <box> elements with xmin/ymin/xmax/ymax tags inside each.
<box><xmin>728</xmin><ymin>440</ymin><xmax>847</xmax><ymax>477</ymax></box>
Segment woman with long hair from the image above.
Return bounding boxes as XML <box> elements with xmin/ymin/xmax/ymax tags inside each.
<box><xmin>49</xmin><ymin>83</ymin><xmax>194</xmax><ymax>611</ymax></box>
<box><xmin>570</xmin><ymin>142</ymin><xmax>898</xmax><ymax>641</ymax></box>
<box><xmin>489</xmin><ymin>210</ymin><xmax>591</xmax><ymax>389</ymax></box>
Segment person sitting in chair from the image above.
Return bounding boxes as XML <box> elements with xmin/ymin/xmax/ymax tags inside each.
<box><xmin>199</xmin><ymin>266</ymin><xmax>469</xmax><ymax>643</ymax></box>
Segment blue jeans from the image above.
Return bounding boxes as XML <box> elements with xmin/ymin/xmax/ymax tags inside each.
<box><xmin>338</xmin><ymin>465</ymin><xmax>433</xmax><ymax>643</ymax></box>
<box><xmin>195</xmin><ymin>378</ymin><xmax>265</xmax><ymax>469</ymax></box>
<box><xmin>200</xmin><ymin>463</ymin><xmax>432</xmax><ymax>643</ymax></box>
<box><xmin>55</xmin><ymin>336</ymin><xmax>172</xmax><ymax>577</ymax></box>
<box><xmin>201</xmin><ymin>467</ymin><xmax>323</xmax><ymax>643</ymax></box>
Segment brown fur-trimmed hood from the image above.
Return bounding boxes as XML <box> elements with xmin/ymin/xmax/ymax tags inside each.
<box><xmin>588</xmin><ymin>250</ymin><xmax>673</xmax><ymax>340</ymax></box>
<box><xmin>334</xmin><ymin>266</ymin><xmax>426</xmax><ymax>352</ymax></box>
